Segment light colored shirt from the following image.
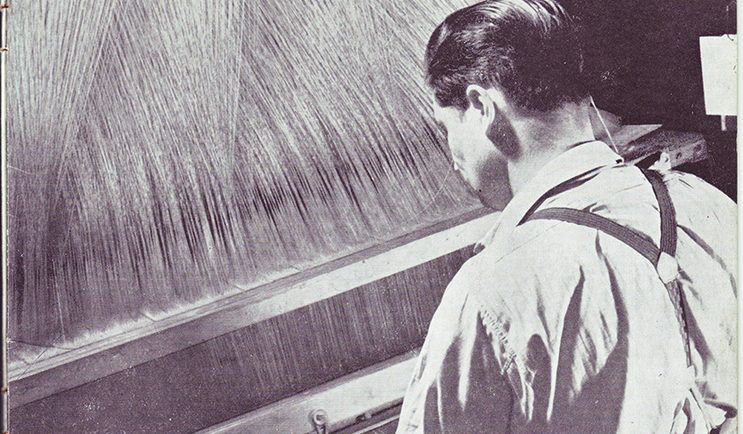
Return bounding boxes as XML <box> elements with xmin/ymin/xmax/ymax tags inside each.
<box><xmin>397</xmin><ymin>141</ymin><xmax>737</xmax><ymax>433</ymax></box>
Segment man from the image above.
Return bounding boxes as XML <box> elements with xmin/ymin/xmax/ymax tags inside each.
<box><xmin>397</xmin><ymin>1</ymin><xmax>737</xmax><ymax>433</ymax></box>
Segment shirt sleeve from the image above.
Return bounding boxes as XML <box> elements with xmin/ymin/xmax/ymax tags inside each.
<box><xmin>396</xmin><ymin>281</ymin><xmax>515</xmax><ymax>433</ymax></box>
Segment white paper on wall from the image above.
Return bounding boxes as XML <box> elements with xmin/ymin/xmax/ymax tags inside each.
<box><xmin>699</xmin><ymin>35</ymin><xmax>737</xmax><ymax>116</ymax></box>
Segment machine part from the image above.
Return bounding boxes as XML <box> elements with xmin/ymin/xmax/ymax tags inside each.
<box><xmin>310</xmin><ymin>409</ymin><xmax>328</xmax><ymax>434</ymax></box>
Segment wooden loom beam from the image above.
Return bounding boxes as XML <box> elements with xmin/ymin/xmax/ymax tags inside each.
<box><xmin>10</xmin><ymin>208</ymin><xmax>498</xmax><ymax>432</ymax></box>
<box><xmin>10</xmin><ymin>207</ymin><xmax>495</xmax><ymax>407</ymax></box>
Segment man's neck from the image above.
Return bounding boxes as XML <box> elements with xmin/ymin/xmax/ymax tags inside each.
<box><xmin>506</xmin><ymin>103</ymin><xmax>595</xmax><ymax>194</ymax></box>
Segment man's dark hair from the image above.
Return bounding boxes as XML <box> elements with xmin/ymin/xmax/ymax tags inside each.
<box><xmin>425</xmin><ymin>0</ymin><xmax>588</xmax><ymax>112</ymax></box>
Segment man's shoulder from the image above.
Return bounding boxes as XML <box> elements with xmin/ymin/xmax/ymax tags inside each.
<box><xmin>448</xmin><ymin>166</ymin><xmax>736</xmax><ymax>335</ymax></box>
<box><xmin>474</xmin><ymin>211</ymin><xmax>605</xmax><ymax>273</ymax></box>
<box><xmin>657</xmin><ymin>169</ymin><xmax>736</xmax><ymax>251</ymax></box>
<box><xmin>452</xmin><ymin>223</ymin><xmax>594</xmax><ymax>314</ymax></box>
<box><xmin>662</xmin><ymin>169</ymin><xmax>736</xmax><ymax>212</ymax></box>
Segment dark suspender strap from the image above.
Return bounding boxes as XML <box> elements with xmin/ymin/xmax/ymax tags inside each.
<box><xmin>639</xmin><ymin>169</ymin><xmax>692</xmax><ymax>366</ymax></box>
<box><xmin>523</xmin><ymin>169</ymin><xmax>693</xmax><ymax>367</ymax></box>
<box><xmin>527</xmin><ymin>207</ymin><xmax>661</xmax><ymax>266</ymax></box>
<box><xmin>641</xmin><ymin>169</ymin><xmax>677</xmax><ymax>256</ymax></box>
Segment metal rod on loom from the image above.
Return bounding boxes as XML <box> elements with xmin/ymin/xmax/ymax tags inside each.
<box><xmin>1</xmin><ymin>3</ymin><xmax>9</xmax><ymax>433</ymax></box>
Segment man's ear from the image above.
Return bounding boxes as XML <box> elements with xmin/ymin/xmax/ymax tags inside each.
<box><xmin>471</xmin><ymin>85</ymin><xmax>520</xmax><ymax>159</ymax></box>
<box><xmin>466</xmin><ymin>84</ymin><xmax>492</xmax><ymax>117</ymax></box>
<box><xmin>465</xmin><ymin>84</ymin><xmax>509</xmax><ymax>125</ymax></box>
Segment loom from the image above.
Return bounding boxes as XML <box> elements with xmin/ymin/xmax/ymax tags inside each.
<box><xmin>5</xmin><ymin>1</ymin><xmax>712</xmax><ymax>433</ymax></box>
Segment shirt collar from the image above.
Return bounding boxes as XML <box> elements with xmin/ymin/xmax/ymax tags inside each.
<box><xmin>475</xmin><ymin>141</ymin><xmax>623</xmax><ymax>253</ymax></box>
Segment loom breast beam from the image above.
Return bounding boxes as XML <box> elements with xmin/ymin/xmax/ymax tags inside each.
<box><xmin>9</xmin><ymin>207</ymin><xmax>496</xmax><ymax>432</ymax></box>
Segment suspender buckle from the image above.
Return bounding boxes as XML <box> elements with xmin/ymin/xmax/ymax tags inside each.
<box><xmin>657</xmin><ymin>252</ymin><xmax>679</xmax><ymax>284</ymax></box>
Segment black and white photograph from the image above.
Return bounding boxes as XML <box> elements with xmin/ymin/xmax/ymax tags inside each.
<box><xmin>1</xmin><ymin>0</ymin><xmax>738</xmax><ymax>433</ymax></box>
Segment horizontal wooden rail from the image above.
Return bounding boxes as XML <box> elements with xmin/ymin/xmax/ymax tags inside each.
<box><xmin>10</xmin><ymin>207</ymin><xmax>499</xmax><ymax>408</ymax></box>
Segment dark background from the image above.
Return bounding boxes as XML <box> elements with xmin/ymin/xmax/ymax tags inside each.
<box><xmin>563</xmin><ymin>0</ymin><xmax>736</xmax><ymax>199</ymax></box>
<box><xmin>565</xmin><ymin>0</ymin><xmax>735</xmax><ymax>129</ymax></box>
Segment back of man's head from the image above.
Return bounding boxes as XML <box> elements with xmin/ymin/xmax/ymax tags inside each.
<box><xmin>425</xmin><ymin>0</ymin><xmax>588</xmax><ymax>112</ymax></box>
